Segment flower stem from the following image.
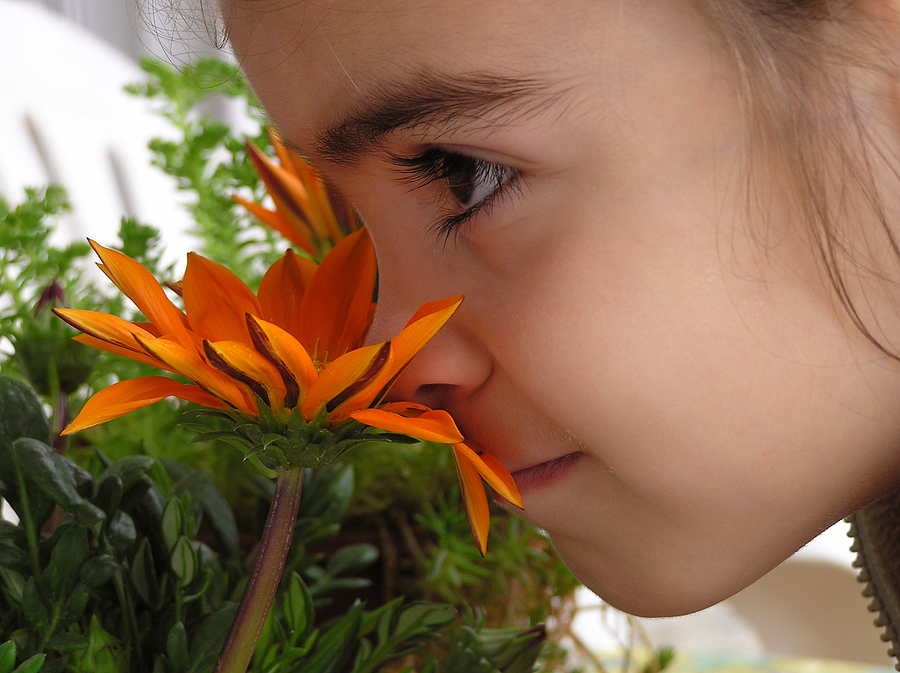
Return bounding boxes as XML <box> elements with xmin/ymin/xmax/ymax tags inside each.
<box><xmin>214</xmin><ymin>467</ymin><xmax>305</xmax><ymax>673</ymax></box>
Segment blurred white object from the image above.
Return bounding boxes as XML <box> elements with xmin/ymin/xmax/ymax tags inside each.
<box><xmin>0</xmin><ymin>0</ymin><xmax>195</xmax><ymax>263</ymax></box>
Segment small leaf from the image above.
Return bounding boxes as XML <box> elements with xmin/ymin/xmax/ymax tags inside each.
<box><xmin>283</xmin><ymin>573</ymin><xmax>313</xmax><ymax>637</ymax></box>
<box><xmin>0</xmin><ymin>541</ymin><xmax>28</xmax><ymax>574</ymax></box>
<box><xmin>106</xmin><ymin>511</ymin><xmax>137</xmax><ymax>551</ymax></box>
<box><xmin>21</xmin><ymin>577</ymin><xmax>48</xmax><ymax>627</ymax></box>
<box><xmin>94</xmin><ymin>474</ymin><xmax>124</xmax><ymax>517</ymax></box>
<box><xmin>79</xmin><ymin>554</ymin><xmax>118</xmax><ymax>589</ymax></box>
<box><xmin>161</xmin><ymin>499</ymin><xmax>185</xmax><ymax>552</ymax></box>
<box><xmin>170</xmin><ymin>536</ymin><xmax>196</xmax><ymax>586</ymax></box>
<box><xmin>59</xmin><ymin>583</ymin><xmax>91</xmax><ymax>627</ymax></box>
<box><xmin>324</xmin><ymin>544</ymin><xmax>378</xmax><ymax>578</ymax></box>
<box><xmin>186</xmin><ymin>604</ymin><xmax>238</xmax><ymax>673</ymax></box>
<box><xmin>0</xmin><ymin>641</ymin><xmax>16</xmax><ymax>673</ymax></box>
<box><xmin>11</xmin><ymin>654</ymin><xmax>44</xmax><ymax>673</ymax></box>
<box><xmin>167</xmin><ymin>623</ymin><xmax>189</xmax><ymax>673</ymax></box>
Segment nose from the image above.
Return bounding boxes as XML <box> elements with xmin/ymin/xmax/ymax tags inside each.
<box><xmin>369</xmin><ymin>293</ymin><xmax>493</xmax><ymax>411</ymax></box>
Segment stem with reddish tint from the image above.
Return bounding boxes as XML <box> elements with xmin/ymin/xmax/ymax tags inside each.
<box><xmin>213</xmin><ymin>467</ymin><xmax>304</xmax><ymax>673</ymax></box>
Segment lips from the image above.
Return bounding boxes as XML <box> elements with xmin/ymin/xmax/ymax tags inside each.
<box><xmin>510</xmin><ymin>452</ymin><xmax>584</xmax><ymax>492</ymax></box>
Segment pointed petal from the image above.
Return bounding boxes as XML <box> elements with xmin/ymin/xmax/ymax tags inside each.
<box><xmin>88</xmin><ymin>240</ymin><xmax>192</xmax><ymax>347</ymax></box>
<box><xmin>135</xmin><ymin>335</ymin><xmax>256</xmax><ymax>415</ymax></box>
<box><xmin>203</xmin><ymin>339</ymin><xmax>288</xmax><ymax>410</ymax></box>
<box><xmin>232</xmin><ymin>194</ymin><xmax>317</xmax><ymax>256</ymax></box>
<box><xmin>348</xmin><ymin>407</ymin><xmax>464</xmax><ymax>444</ymax></box>
<box><xmin>297</xmin><ymin>228</ymin><xmax>376</xmax><ymax>359</ymax></box>
<box><xmin>301</xmin><ymin>342</ymin><xmax>387</xmax><ymax>420</ymax></box>
<box><xmin>62</xmin><ymin>376</ymin><xmax>227</xmax><ymax>434</ymax></box>
<box><xmin>376</xmin><ymin>296</ymin><xmax>463</xmax><ymax>400</ymax></box>
<box><xmin>246</xmin><ymin>140</ymin><xmax>331</xmax><ymax>244</ymax></box>
<box><xmin>183</xmin><ymin>252</ymin><xmax>262</xmax><ymax>344</ymax></box>
<box><xmin>455</xmin><ymin>441</ymin><xmax>524</xmax><ymax>509</ymax></box>
<box><xmin>257</xmin><ymin>249</ymin><xmax>318</xmax><ymax>338</ymax></box>
<box><xmin>247</xmin><ymin>315</ymin><xmax>317</xmax><ymax>408</ymax></box>
<box><xmin>452</xmin><ymin>445</ymin><xmax>491</xmax><ymax>556</ymax></box>
<box><xmin>54</xmin><ymin>308</ymin><xmax>156</xmax><ymax>351</ymax></box>
<box><xmin>72</xmin><ymin>334</ymin><xmax>176</xmax><ymax>372</ymax></box>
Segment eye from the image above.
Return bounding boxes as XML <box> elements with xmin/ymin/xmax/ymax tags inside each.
<box><xmin>391</xmin><ymin>147</ymin><xmax>521</xmax><ymax>240</ymax></box>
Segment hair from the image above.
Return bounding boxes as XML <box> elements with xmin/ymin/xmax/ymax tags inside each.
<box><xmin>691</xmin><ymin>0</ymin><xmax>900</xmax><ymax>356</ymax></box>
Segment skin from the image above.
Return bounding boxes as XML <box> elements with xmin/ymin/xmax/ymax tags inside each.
<box><xmin>225</xmin><ymin>0</ymin><xmax>900</xmax><ymax>616</ymax></box>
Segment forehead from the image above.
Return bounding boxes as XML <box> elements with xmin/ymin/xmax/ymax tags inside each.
<box><xmin>223</xmin><ymin>0</ymin><xmax>682</xmax><ymax>145</ymax></box>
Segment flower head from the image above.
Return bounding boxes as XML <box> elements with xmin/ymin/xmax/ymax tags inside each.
<box><xmin>234</xmin><ymin>130</ymin><xmax>360</xmax><ymax>259</ymax></box>
<box><xmin>56</xmin><ymin>232</ymin><xmax>521</xmax><ymax>552</ymax></box>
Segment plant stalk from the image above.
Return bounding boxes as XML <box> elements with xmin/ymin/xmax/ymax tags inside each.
<box><xmin>213</xmin><ymin>466</ymin><xmax>304</xmax><ymax>673</ymax></box>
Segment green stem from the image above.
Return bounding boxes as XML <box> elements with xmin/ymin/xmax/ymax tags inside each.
<box><xmin>213</xmin><ymin>467</ymin><xmax>304</xmax><ymax>673</ymax></box>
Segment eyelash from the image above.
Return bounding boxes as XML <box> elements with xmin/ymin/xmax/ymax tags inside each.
<box><xmin>390</xmin><ymin>147</ymin><xmax>522</xmax><ymax>241</ymax></box>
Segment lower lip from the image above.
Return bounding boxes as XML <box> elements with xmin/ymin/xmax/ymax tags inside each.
<box><xmin>511</xmin><ymin>452</ymin><xmax>583</xmax><ymax>493</ymax></box>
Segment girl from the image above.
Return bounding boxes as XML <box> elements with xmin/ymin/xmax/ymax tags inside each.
<box><xmin>219</xmin><ymin>0</ymin><xmax>900</xmax><ymax>656</ymax></box>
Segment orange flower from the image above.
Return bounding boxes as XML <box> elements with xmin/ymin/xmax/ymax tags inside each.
<box><xmin>234</xmin><ymin>130</ymin><xmax>360</xmax><ymax>258</ymax></box>
<box><xmin>55</xmin><ymin>232</ymin><xmax>522</xmax><ymax>552</ymax></box>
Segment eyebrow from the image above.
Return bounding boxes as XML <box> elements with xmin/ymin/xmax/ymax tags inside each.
<box><xmin>311</xmin><ymin>69</ymin><xmax>560</xmax><ymax>166</ymax></box>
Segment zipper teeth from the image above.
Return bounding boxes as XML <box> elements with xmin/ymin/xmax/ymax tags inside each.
<box><xmin>847</xmin><ymin>513</ymin><xmax>900</xmax><ymax>668</ymax></box>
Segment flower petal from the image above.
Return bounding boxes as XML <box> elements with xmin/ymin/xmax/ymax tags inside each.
<box><xmin>348</xmin><ymin>407</ymin><xmax>465</xmax><ymax>444</ymax></box>
<box><xmin>183</xmin><ymin>252</ymin><xmax>262</xmax><ymax>344</ymax></box>
<box><xmin>88</xmin><ymin>240</ymin><xmax>192</xmax><ymax>347</ymax></box>
<box><xmin>376</xmin><ymin>296</ymin><xmax>463</xmax><ymax>400</ymax></box>
<box><xmin>54</xmin><ymin>309</ymin><xmax>155</xmax><ymax>350</ymax></box>
<box><xmin>247</xmin><ymin>315</ymin><xmax>317</xmax><ymax>408</ymax></box>
<box><xmin>301</xmin><ymin>342</ymin><xmax>388</xmax><ymax>420</ymax></box>
<box><xmin>297</xmin><ymin>228</ymin><xmax>376</xmax><ymax>360</ymax></box>
<box><xmin>203</xmin><ymin>340</ymin><xmax>288</xmax><ymax>410</ymax></box>
<box><xmin>452</xmin><ymin>444</ymin><xmax>491</xmax><ymax>556</ymax></box>
<box><xmin>135</xmin><ymin>335</ymin><xmax>256</xmax><ymax>415</ymax></box>
<box><xmin>257</xmin><ymin>249</ymin><xmax>318</xmax><ymax>338</ymax></box>
<box><xmin>62</xmin><ymin>376</ymin><xmax>227</xmax><ymax>434</ymax></box>
<box><xmin>72</xmin><ymin>334</ymin><xmax>176</xmax><ymax>372</ymax></box>
<box><xmin>455</xmin><ymin>441</ymin><xmax>524</xmax><ymax>509</ymax></box>
<box><xmin>232</xmin><ymin>194</ymin><xmax>317</xmax><ymax>256</ymax></box>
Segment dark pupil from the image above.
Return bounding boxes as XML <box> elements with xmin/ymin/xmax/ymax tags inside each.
<box><xmin>442</xmin><ymin>153</ymin><xmax>480</xmax><ymax>206</ymax></box>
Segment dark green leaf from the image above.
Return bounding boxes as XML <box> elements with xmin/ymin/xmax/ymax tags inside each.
<box><xmin>283</xmin><ymin>573</ymin><xmax>313</xmax><ymax>637</ymax></box>
<box><xmin>0</xmin><ymin>376</ymin><xmax>50</xmax><ymax>447</ymax></box>
<box><xmin>46</xmin><ymin>632</ymin><xmax>89</xmax><ymax>652</ymax></box>
<box><xmin>46</xmin><ymin>526</ymin><xmax>88</xmax><ymax>596</ymax></box>
<box><xmin>59</xmin><ymin>583</ymin><xmax>91</xmax><ymax>627</ymax></box>
<box><xmin>79</xmin><ymin>554</ymin><xmax>118</xmax><ymax>589</ymax></box>
<box><xmin>170</xmin><ymin>537</ymin><xmax>196</xmax><ymax>586</ymax></box>
<box><xmin>93</xmin><ymin>474</ymin><xmax>124</xmax><ymax>518</ymax></box>
<box><xmin>186</xmin><ymin>604</ymin><xmax>237</xmax><ymax>673</ymax></box>
<box><xmin>106</xmin><ymin>511</ymin><xmax>137</xmax><ymax>551</ymax></box>
<box><xmin>166</xmin><ymin>623</ymin><xmax>189</xmax><ymax>673</ymax></box>
<box><xmin>324</xmin><ymin>544</ymin><xmax>378</xmax><ymax>578</ymax></box>
<box><xmin>0</xmin><ymin>541</ymin><xmax>28</xmax><ymax>574</ymax></box>
<box><xmin>20</xmin><ymin>577</ymin><xmax>48</xmax><ymax>627</ymax></box>
<box><xmin>297</xmin><ymin>601</ymin><xmax>362</xmax><ymax>673</ymax></box>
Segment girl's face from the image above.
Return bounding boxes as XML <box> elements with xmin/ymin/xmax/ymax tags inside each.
<box><xmin>226</xmin><ymin>0</ymin><xmax>900</xmax><ymax>615</ymax></box>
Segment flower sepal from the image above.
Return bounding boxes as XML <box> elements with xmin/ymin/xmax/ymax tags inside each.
<box><xmin>183</xmin><ymin>401</ymin><xmax>418</xmax><ymax>478</ymax></box>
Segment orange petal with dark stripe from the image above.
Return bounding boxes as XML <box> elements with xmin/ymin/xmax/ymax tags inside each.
<box><xmin>183</xmin><ymin>252</ymin><xmax>262</xmax><ymax>344</ymax></box>
<box><xmin>232</xmin><ymin>194</ymin><xmax>317</xmax><ymax>257</ymax></box>
<box><xmin>247</xmin><ymin>315</ymin><xmax>317</xmax><ymax>407</ymax></box>
<box><xmin>301</xmin><ymin>342</ymin><xmax>386</xmax><ymax>420</ymax></box>
<box><xmin>54</xmin><ymin>309</ymin><xmax>156</xmax><ymax>351</ymax></box>
<box><xmin>204</xmin><ymin>340</ymin><xmax>288</xmax><ymax>409</ymax></box>
<box><xmin>135</xmin><ymin>335</ymin><xmax>256</xmax><ymax>415</ymax></box>
<box><xmin>62</xmin><ymin>376</ymin><xmax>228</xmax><ymax>434</ymax></box>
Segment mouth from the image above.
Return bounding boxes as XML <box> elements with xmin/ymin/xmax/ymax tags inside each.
<box><xmin>510</xmin><ymin>452</ymin><xmax>584</xmax><ymax>493</ymax></box>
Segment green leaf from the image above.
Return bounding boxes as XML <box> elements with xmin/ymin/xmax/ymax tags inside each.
<box><xmin>11</xmin><ymin>654</ymin><xmax>44</xmax><ymax>673</ymax></box>
<box><xmin>129</xmin><ymin>538</ymin><xmax>157</xmax><ymax>606</ymax></box>
<box><xmin>93</xmin><ymin>475</ymin><xmax>124</xmax><ymax>518</ymax></box>
<box><xmin>45</xmin><ymin>632</ymin><xmax>89</xmax><ymax>652</ymax></box>
<box><xmin>20</xmin><ymin>577</ymin><xmax>48</xmax><ymax>627</ymax></box>
<box><xmin>170</xmin><ymin>536</ymin><xmax>196</xmax><ymax>586</ymax></box>
<box><xmin>59</xmin><ymin>583</ymin><xmax>91</xmax><ymax>627</ymax></box>
<box><xmin>161</xmin><ymin>499</ymin><xmax>185</xmax><ymax>552</ymax></box>
<box><xmin>105</xmin><ymin>511</ymin><xmax>137</xmax><ymax>552</ymax></box>
<box><xmin>324</xmin><ymin>544</ymin><xmax>378</xmax><ymax>578</ymax></box>
<box><xmin>0</xmin><ymin>541</ymin><xmax>28</xmax><ymax>574</ymax></box>
<box><xmin>166</xmin><ymin>623</ymin><xmax>189</xmax><ymax>673</ymax></box>
<box><xmin>79</xmin><ymin>554</ymin><xmax>118</xmax><ymax>589</ymax></box>
<box><xmin>0</xmin><ymin>377</ymin><xmax>50</xmax><ymax>447</ymax></box>
<box><xmin>46</xmin><ymin>526</ymin><xmax>88</xmax><ymax>596</ymax></box>
<box><xmin>186</xmin><ymin>604</ymin><xmax>237</xmax><ymax>673</ymax></box>
<box><xmin>283</xmin><ymin>573</ymin><xmax>313</xmax><ymax>637</ymax></box>
<box><xmin>10</xmin><ymin>438</ymin><xmax>104</xmax><ymax>526</ymax></box>
<box><xmin>297</xmin><ymin>601</ymin><xmax>362</xmax><ymax>673</ymax></box>
<box><xmin>0</xmin><ymin>641</ymin><xmax>16</xmax><ymax>673</ymax></box>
